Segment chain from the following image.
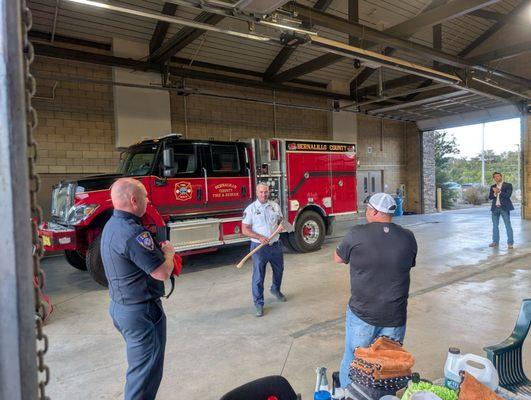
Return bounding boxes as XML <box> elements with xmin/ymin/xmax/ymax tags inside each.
<box><xmin>21</xmin><ymin>1</ymin><xmax>51</xmax><ymax>399</ymax></box>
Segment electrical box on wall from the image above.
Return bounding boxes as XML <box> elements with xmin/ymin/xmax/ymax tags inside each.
<box><xmin>367</xmin><ymin>146</ymin><xmax>373</xmax><ymax>154</ymax></box>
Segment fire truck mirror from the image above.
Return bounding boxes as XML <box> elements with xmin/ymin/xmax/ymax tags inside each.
<box><xmin>163</xmin><ymin>148</ymin><xmax>175</xmax><ymax>177</ymax></box>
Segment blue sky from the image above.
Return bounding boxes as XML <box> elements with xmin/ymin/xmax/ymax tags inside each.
<box><xmin>440</xmin><ymin>118</ymin><xmax>521</xmax><ymax>159</ymax></box>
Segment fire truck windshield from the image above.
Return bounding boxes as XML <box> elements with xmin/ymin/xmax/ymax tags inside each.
<box><xmin>117</xmin><ymin>145</ymin><xmax>158</xmax><ymax>176</ymax></box>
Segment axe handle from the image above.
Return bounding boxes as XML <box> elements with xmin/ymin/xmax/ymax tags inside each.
<box><xmin>236</xmin><ymin>224</ymin><xmax>283</xmax><ymax>269</ymax></box>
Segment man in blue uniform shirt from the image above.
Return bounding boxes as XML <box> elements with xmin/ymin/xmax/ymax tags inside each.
<box><xmin>242</xmin><ymin>182</ymin><xmax>286</xmax><ymax>317</ymax></box>
<box><xmin>101</xmin><ymin>178</ymin><xmax>174</xmax><ymax>400</ymax></box>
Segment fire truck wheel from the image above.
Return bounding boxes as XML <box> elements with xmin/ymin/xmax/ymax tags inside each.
<box><xmin>86</xmin><ymin>235</ymin><xmax>108</xmax><ymax>287</ymax></box>
<box><xmin>64</xmin><ymin>250</ymin><xmax>87</xmax><ymax>271</ymax></box>
<box><xmin>291</xmin><ymin>210</ymin><xmax>326</xmax><ymax>253</ymax></box>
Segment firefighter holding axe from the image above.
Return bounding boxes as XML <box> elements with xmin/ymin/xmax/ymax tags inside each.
<box><xmin>241</xmin><ymin>182</ymin><xmax>293</xmax><ymax>317</ymax></box>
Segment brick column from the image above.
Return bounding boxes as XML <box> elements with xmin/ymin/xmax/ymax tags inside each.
<box><xmin>523</xmin><ymin>112</ymin><xmax>530</xmax><ymax>219</ymax></box>
<box><xmin>422</xmin><ymin>131</ymin><xmax>437</xmax><ymax>213</ymax></box>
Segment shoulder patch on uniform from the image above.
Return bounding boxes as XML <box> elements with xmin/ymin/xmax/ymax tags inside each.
<box><xmin>136</xmin><ymin>231</ymin><xmax>155</xmax><ymax>251</ymax></box>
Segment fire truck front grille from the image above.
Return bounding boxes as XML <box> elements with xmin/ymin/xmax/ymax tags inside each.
<box><xmin>51</xmin><ymin>183</ymin><xmax>75</xmax><ymax>224</ymax></box>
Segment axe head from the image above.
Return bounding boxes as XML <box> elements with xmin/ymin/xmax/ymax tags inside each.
<box><xmin>279</xmin><ymin>219</ymin><xmax>294</xmax><ymax>233</ymax></box>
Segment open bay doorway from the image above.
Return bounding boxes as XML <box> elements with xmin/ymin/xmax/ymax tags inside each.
<box><xmin>434</xmin><ymin>118</ymin><xmax>521</xmax><ymax>214</ymax></box>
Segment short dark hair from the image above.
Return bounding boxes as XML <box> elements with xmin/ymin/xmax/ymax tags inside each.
<box><xmin>493</xmin><ymin>172</ymin><xmax>502</xmax><ymax>177</ymax></box>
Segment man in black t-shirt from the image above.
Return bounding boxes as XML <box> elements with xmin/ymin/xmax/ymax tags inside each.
<box><xmin>334</xmin><ymin>192</ymin><xmax>417</xmax><ymax>387</ymax></box>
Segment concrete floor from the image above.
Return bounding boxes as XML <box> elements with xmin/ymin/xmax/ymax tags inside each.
<box><xmin>42</xmin><ymin>205</ymin><xmax>530</xmax><ymax>399</ymax></box>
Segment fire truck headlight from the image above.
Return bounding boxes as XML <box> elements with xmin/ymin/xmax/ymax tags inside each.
<box><xmin>289</xmin><ymin>200</ymin><xmax>300</xmax><ymax>211</ymax></box>
<box><xmin>67</xmin><ymin>204</ymin><xmax>99</xmax><ymax>224</ymax></box>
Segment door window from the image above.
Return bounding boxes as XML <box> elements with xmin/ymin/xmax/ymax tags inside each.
<box><xmin>161</xmin><ymin>144</ymin><xmax>200</xmax><ymax>178</ymax></box>
<box><xmin>211</xmin><ymin>145</ymin><xmax>240</xmax><ymax>173</ymax></box>
<box><xmin>174</xmin><ymin>146</ymin><xmax>197</xmax><ymax>174</ymax></box>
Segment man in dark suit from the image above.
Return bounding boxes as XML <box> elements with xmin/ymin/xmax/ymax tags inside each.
<box><xmin>488</xmin><ymin>172</ymin><xmax>514</xmax><ymax>249</ymax></box>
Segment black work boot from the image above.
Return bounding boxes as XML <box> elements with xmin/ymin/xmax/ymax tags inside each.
<box><xmin>270</xmin><ymin>289</ymin><xmax>287</xmax><ymax>302</ymax></box>
<box><xmin>255</xmin><ymin>305</ymin><xmax>264</xmax><ymax>317</ymax></box>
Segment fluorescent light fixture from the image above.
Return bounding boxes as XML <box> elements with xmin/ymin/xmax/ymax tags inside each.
<box><xmin>64</xmin><ymin>0</ymin><xmax>271</xmax><ymax>42</ymax></box>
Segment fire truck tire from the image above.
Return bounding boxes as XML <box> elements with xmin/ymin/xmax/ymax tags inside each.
<box><xmin>291</xmin><ymin>211</ymin><xmax>326</xmax><ymax>253</ymax></box>
<box><xmin>64</xmin><ymin>250</ymin><xmax>87</xmax><ymax>271</ymax></box>
<box><xmin>86</xmin><ymin>235</ymin><xmax>108</xmax><ymax>287</ymax></box>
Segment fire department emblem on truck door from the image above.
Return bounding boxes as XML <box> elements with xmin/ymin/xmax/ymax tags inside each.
<box><xmin>175</xmin><ymin>182</ymin><xmax>192</xmax><ymax>201</ymax></box>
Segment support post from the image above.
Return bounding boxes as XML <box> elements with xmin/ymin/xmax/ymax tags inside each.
<box><xmin>0</xmin><ymin>1</ymin><xmax>39</xmax><ymax>399</ymax></box>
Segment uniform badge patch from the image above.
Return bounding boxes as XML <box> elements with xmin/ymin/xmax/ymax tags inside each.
<box><xmin>136</xmin><ymin>231</ymin><xmax>155</xmax><ymax>251</ymax></box>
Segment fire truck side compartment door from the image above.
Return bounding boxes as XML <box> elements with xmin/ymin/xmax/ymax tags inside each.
<box><xmin>331</xmin><ymin>153</ymin><xmax>357</xmax><ymax>214</ymax></box>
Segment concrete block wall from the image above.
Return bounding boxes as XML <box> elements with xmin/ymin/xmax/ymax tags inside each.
<box><xmin>170</xmin><ymin>79</ymin><xmax>329</xmax><ymax>140</ymax></box>
<box><xmin>32</xmin><ymin>57</ymin><xmax>119</xmax><ymax>175</ymax></box>
<box><xmin>32</xmin><ymin>57</ymin><xmax>120</xmax><ymax>219</ymax></box>
<box><xmin>356</xmin><ymin>115</ymin><xmax>421</xmax><ymax>212</ymax></box>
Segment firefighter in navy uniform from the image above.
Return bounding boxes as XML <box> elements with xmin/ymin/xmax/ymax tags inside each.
<box><xmin>242</xmin><ymin>182</ymin><xmax>286</xmax><ymax>317</ymax></box>
<box><xmin>101</xmin><ymin>178</ymin><xmax>174</xmax><ymax>400</ymax></box>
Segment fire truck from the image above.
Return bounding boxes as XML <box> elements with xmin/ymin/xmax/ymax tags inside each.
<box><xmin>39</xmin><ymin>134</ymin><xmax>357</xmax><ymax>286</ymax></box>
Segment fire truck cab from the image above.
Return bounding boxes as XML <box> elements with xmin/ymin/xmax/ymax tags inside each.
<box><xmin>40</xmin><ymin>134</ymin><xmax>357</xmax><ymax>286</ymax></box>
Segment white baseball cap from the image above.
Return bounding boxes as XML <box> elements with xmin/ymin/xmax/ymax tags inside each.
<box><xmin>367</xmin><ymin>193</ymin><xmax>397</xmax><ymax>214</ymax></box>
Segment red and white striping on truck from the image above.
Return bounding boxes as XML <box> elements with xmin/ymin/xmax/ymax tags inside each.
<box><xmin>39</xmin><ymin>134</ymin><xmax>358</xmax><ymax>286</ymax></box>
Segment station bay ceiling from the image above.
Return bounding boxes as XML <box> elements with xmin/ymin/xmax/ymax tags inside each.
<box><xmin>28</xmin><ymin>0</ymin><xmax>531</xmax><ymax>124</ymax></box>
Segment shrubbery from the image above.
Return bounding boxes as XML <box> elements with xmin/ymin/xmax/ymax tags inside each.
<box><xmin>463</xmin><ymin>186</ymin><xmax>489</xmax><ymax>205</ymax></box>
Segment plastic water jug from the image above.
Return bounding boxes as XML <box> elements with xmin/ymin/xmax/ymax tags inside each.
<box><xmin>443</xmin><ymin>347</ymin><xmax>462</xmax><ymax>391</ymax></box>
<box><xmin>444</xmin><ymin>347</ymin><xmax>499</xmax><ymax>391</ymax></box>
<box><xmin>457</xmin><ymin>354</ymin><xmax>499</xmax><ymax>391</ymax></box>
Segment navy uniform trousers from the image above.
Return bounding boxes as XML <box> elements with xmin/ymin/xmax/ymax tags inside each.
<box><xmin>251</xmin><ymin>241</ymin><xmax>284</xmax><ymax>306</ymax></box>
<box><xmin>110</xmin><ymin>299</ymin><xmax>166</xmax><ymax>400</ymax></box>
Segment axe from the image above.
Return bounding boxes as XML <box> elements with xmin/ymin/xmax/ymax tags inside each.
<box><xmin>236</xmin><ymin>220</ymin><xmax>294</xmax><ymax>269</ymax></box>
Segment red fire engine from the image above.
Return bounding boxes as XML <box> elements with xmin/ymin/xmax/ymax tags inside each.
<box><xmin>39</xmin><ymin>134</ymin><xmax>357</xmax><ymax>286</ymax></box>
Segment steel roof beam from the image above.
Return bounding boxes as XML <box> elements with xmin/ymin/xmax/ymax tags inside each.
<box><xmin>269</xmin><ymin>53</ymin><xmax>344</xmax><ymax>83</ymax></box>
<box><xmin>459</xmin><ymin>0</ymin><xmax>531</xmax><ymax>57</ymax></box>
<box><xmin>29</xmin><ymin>31</ymin><xmax>328</xmax><ymax>89</ymax></box>
<box><xmin>384</xmin><ymin>0</ymin><xmax>499</xmax><ymax>38</ymax></box>
<box><xmin>282</xmin><ymin>0</ymin><xmax>458</xmax><ymax>87</ymax></box>
<box><xmin>149</xmin><ymin>12</ymin><xmax>225</xmax><ymax>64</ymax></box>
<box><xmin>284</xmin><ymin>2</ymin><xmax>525</xmax><ymax>75</ymax></box>
<box><xmin>287</xmin><ymin>2</ymin><xmax>530</xmax><ymax>88</ymax></box>
<box><xmin>263</xmin><ymin>0</ymin><xmax>333</xmax><ymax>80</ymax></box>
<box><xmin>355</xmin><ymin>75</ymin><xmax>427</xmax><ymax>98</ymax></box>
<box><xmin>470</xmin><ymin>9</ymin><xmax>507</xmax><ymax>22</ymax></box>
<box><xmin>467</xmin><ymin>41</ymin><xmax>531</xmax><ymax>64</ymax></box>
<box><xmin>366</xmin><ymin>90</ymin><xmax>470</xmax><ymax>113</ymax></box>
<box><xmin>352</xmin><ymin>0</ymin><xmax>448</xmax><ymax>85</ymax></box>
<box><xmin>32</xmin><ymin>43</ymin><xmax>354</xmax><ymax>100</ymax></box>
<box><xmin>149</xmin><ymin>2</ymin><xmax>178</xmax><ymax>55</ymax></box>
